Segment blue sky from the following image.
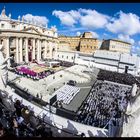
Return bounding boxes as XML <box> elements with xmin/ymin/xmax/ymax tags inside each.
<box><xmin>1</xmin><ymin>3</ymin><xmax>140</xmax><ymax>55</ymax></box>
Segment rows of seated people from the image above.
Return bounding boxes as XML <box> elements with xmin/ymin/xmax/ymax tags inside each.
<box><xmin>0</xmin><ymin>99</ymin><xmax>53</xmax><ymax>137</ymax></box>
<box><xmin>75</xmin><ymin>81</ymin><xmax>131</xmax><ymax>128</ymax></box>
<box><xmin>15</xmin><ymin>68</ymin><xmax>53</xmax><ymax>80</ymax></box>
<box><xmin>97</xmin><ymin>69</ymin><xmax>140</xmax><ymax>86</ymax></box>
<box><xmin>55</xmin><ymin>85</ymin><xmax>80</xmax><ymax>105</ymax></box>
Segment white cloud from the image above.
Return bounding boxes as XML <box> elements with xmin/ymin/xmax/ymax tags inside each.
<box><xmin>23</xmin><ymin>14</ymin><xmax>49</xmax><ymax>27</ymax></box>
<box><xmin>52</xmin><ymin>8</ymin><xmax>110</xmax><ymax>29</ymax></box>
<box><xmin>131</xmin><ymin>46</ymin><xmax>140</xmax><ymax>55</ymax></box>
<box><xmin>53</xmin><ymin>9</ymin><xmax>140</xmax><ymax>39</ymax></box>
<box><xmin>106</xmin><ymin>11</ymin><xmax>140</xmax><ymax>35</ymax></box>
<box><xmin>103</xmin><ymin>33</ymin><xmax>111</xmax><ymax>39</ymax></box>
<box><xmin>90</xmin><ymin>31</ymin><xmax>99</xmax><ymax>38</ymax></box>
<box><xmin>68</xmin><ymin>10</ymin><xmax>81</xmax><ymax>19</ymax></box>
<box><xmin>118</xmin><ymin>34</ymin><xmax>135</xmax><ymax>44</ymax></box>
<box><xmin>51</xmin><ymin>25</ymin><xmax>57</xmax><ymax>32</ymax></box>
<box><xmin>52</xmin><ymin>10</ymin><xmax>80</xmax><ymax>26</ymax></box>
<box><xmin>52</xmin><ymin>9</ymin><xmax>140</xmax><ymax>55</ymax></box>
<box><xmin>76</xmin><ymin>31</ymin><xmax>81</xmax><ymax>36</ymax></box>
<box><xmin>103</xmin><ymin>33</ymin><xmax>108</xmax><ymax>36</ymax></box>
<box><xmin>138</xmin><ymin>41</ymin><xmax>140</xmax><ymax>46</ymax></box>
<box><xmin>79</xmin><ymin>8</ymin><xmax>110</xmax><ymax>29</ymax></box>
<box><xmin>58</xmin><ymin>27</ymin><xmax>86</xmax><ymax>34</ymax></box>
<box><xmin>128</xmin><ymin>41</ymin><xmax>140</xmax><ymax>55</ymax></box>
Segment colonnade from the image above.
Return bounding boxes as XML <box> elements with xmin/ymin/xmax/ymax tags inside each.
<box><xmin>4</xmin><ymin>37</ymin><xmax>58</xmax><ymax>63</ymax></box>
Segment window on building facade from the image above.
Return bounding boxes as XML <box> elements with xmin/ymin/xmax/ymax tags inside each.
<box><xmin>67</xmin><ymin>56</ymin><xmax>68</xmax><ymax>59</ymax></box>
<box><xmin>62</xmin><ymin>55</ymin><xmax>63</xmax><ymax>58</ymax></box>
<box><xmin>12</xmin><ymin>25</ymin><xmax>16</xmax><ymax>28</ymax></box>
<box><xmin>1</xmin><ymin>24</ymin><xmax>4</xmax><ymax>28</ymax></box>
<box><xmin>10</xmin><ymin>48</ymin><xmax>14</xmax><ymax>52</ymax></box>
<box><xmin>24</xmin><ymin>26</ymin><xmax>26</xmax><ymax>29</ymax></box>
<box><xmin>72</xmin><ymin>57</ymin><xmax>73</xmax><ymax>60</ymax></box>
<box><xmin>0</xmin><ymin>40</ymin><xmax>3</xmax><ymax>44</ymax></box>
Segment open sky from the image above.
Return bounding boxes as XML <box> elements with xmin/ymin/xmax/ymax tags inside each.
<box><xmin>1</xmin><ymin>3</ymin><xmax>140</xmax><ymax>55</ymax></box>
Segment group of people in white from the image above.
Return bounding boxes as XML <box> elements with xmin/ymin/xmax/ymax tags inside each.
<box><xmin>55</xmin><ymin>85</ymin><xmax>80</xmax><ymax>105</ymax></box>
<box><xmin>75</xmin><ymin>80</ymin><xmax>131</xmax><ymax>129</ymax></box>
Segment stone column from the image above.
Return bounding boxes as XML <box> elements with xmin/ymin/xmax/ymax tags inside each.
<box><xmin>25</xmin><ymin>38</ymin><xmax>28</xmax><ymax>63</ymax></box>
<box><xmin>32</xmin><ymin>38</ymin><xmax>35</xmax><ymax>60</ymax></box>
<box><xmin>6</xmin><ymin>37</ymin><xmax>10</xmax><ymax>66</ymax></box>
<box><xmin>16</xmin><ymin>37</ymin><xmax>19</xmax><ymax>63</ymax></box>
<box><xmin>40</xmin><ymin>40</ymin><xmax>42</xmax><ymax>60</ymax></box>
<box><xmin>54</xmin><ymin>42</ymin><xmax>58</xmax><ymax>59</ymax></box>
<box><xmin>49</xmin><ymin>41</ymin><xmax>53</xmax><ymax>59</ymax></box>
<box><xmin>19</xmin><ymin>38</ymin><xmax>23</xmax><ymax>62</ymax></box>
<box><xmin>55</xmin><ymin>41</ymin><xmax>58</xmax><ymax>53</ymax></box>
<box><xmin>37</xmin><ymin>39</ymin><xmax>41</xmax><ymax>62</ymax></box>
<box><xmin>44</xmin><ymin>40</ymin><xmax>48</xmax><ymax>59</ymax></box>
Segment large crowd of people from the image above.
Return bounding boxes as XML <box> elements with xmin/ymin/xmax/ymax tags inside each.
<box><xmin>55</xmin><ymin>84</ymin><xmax>80</xmax><ymax>105</ymax></box>
<box><xmin>97</xmin><ymin>70</ymin><xmax>140</xmax><ymax>86</ymax></box>
<box><xmin>15</xmin><ymin>67</ymin><xmax>54</xmax><ymax>80</ymax></box>
<box><xmin>0</xmin><ymin>95</ymin><xmax>86</xmax><ymax>137</ymax></box>
<box><xmin>0</xmin><ymin>99</ymin><xmax>53</xmax><ymax>137</ymax></box>
<box><xmin>75</xmin><ymin>81</ymin><xmax>131</xmax><ymax>129</ymax></box>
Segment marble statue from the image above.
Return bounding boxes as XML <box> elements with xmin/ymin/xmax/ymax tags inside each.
<box><xmin>0</xmin><ymin>44</ymin><xmax>11</xmax><ymax>91</ymax></box>
<box><xmin>0</xmin><ymin>44</ymin><xmax>14</xmax><ymax>111</ymax></box>
<box><xmin>121</xmin><ymin>90</ymin><xmax>140</xmax><ymax>137</ymax></box>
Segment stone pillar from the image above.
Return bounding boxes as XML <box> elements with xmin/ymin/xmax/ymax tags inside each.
<box><xmin>16</xmin><ymin>37</ymin><xmax>19</xmax><ymax>63</ymax></box>
<box><xmin>37</xmin><ymin>39</ymin><xmax>41</xmax><ymax>62</ymax></box>
<box><xmin>32</xmin><ymin>38</ymin><xmax>35</xmax><ymax>60</ymax></box>
<box><xmin>6</xmin><ymin>37</ymin><xmax>10</xmax><ymax>66</ymax></box>
<box><xmin>54</xmin><ymin>42</ymin><xmax>58</xmax><ymax>59</ymax></box>
<box><xmin>19</xmin><ymin>38</ymin><xmax>23</xmax><ymax>62</ymax></box>
<box><xmin>44</xmin><ymin>40</ymin><xmax>48</xmax><ymax>59</ymax></box>
<box><xmin>25</xmin><ymin>38</ymin><xmax>28</xmax><ymax>63</ymax></box>
<box><xmin>40</xmin><ymin>40</ymin><xmax>42</xmax><ymax>60</ymax></box>
<box><xmin>49</xmin><ymin>42</ymin><xmax>53</xmax><ymax>59</ymax></box>
<box><xmin>6</xmin><ymin>37</ymin><xmax>10</xmax><ymax>58</ymax></box>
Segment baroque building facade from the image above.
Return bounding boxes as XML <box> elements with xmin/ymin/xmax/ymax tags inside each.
<box><xmin>58</xmin><ymin>32</ymin><xmax>100</xmax><ymax>54</ymax></box>
<box><xmin>0</xmin><ymin>7</ymin><xmax>133</xmax><ymax>66</ymax></box>
<box><xmin>0</xmin><ymin>7</ymin><xmax>59</xmax><ymax>64</ymax></box>
<box><xmin>100</xmin><ymin>39</ymin><xmax>131</xmax><ymax>54</ymax></box>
